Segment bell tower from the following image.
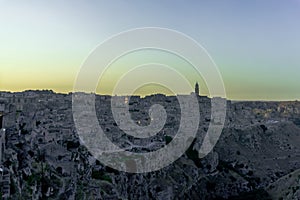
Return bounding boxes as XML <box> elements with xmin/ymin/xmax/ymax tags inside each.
<box><xmin>195</xmin><ymin>82</ymin><xmax>199</xmax><ymax>96</ymax></box>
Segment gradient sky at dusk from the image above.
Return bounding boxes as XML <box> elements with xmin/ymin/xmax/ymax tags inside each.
<box><xmin>0</xmin><ymin>0</ymin><xmax>299</xmax><ymax>100</ymax></box>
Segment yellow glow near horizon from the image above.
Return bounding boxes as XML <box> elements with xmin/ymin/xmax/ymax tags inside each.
<box><xmin>1</xmin><ymin>1</ymin><xmax>300</xmax><ymax>101</ymax></box>
<box><xmin>95</xmin><ymin>49</ymin><xmax>209</xmax><ymax>96</ymax></box>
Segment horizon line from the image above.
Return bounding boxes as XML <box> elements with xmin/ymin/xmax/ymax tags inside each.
<box><xmin>0</xmin><ymin>89</ymin><xmax>299</xmax><ymax>102</ymax></box>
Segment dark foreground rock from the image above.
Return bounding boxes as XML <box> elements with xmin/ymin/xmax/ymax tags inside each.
<box><xmin>0</xmin><ymin>91</ymin><xmax>299</xmax><ymax>199</ymax></box>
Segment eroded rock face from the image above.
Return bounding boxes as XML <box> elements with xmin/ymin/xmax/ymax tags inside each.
<box><xmin>0</xmin><ymin>91</ymin><xmax>299</xmax><ymax>199</ymax></box>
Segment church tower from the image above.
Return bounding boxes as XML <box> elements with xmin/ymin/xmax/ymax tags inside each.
<box><xmin>195</xmin><ymin>82</ymin><xmax>199</xmax><ymax>96</ymax></box>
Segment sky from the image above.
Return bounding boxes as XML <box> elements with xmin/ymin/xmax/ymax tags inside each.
<box><xmin>0</xmin><ymin>0</ymin><xmax>300</xmax><ymax>100</ymax></box>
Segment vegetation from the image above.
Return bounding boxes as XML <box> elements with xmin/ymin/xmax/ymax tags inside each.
<box><xmin>164</xmin><ymin>135</ymin><xmax>172</xmax><ymax>145</ymax></box>
<box><xmin>185</xmin><ymin>139</ymin><xmax>202</xmax><ymax>168</ymax></box>
<box><xmin>91</xmin><ymin>170</ymin><xmax>112</xmax><ymax>183</ymax></box>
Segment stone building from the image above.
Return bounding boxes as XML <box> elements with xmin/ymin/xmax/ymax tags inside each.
<box><xmin>0</xmin><ymin>100</ymin><xmax>9</xmax><ymax>198</ymax></box>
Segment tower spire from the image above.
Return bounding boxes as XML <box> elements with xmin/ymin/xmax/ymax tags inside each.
<box><xmin>195</xmin><ymin>82</ymin><xmax>199</xmax><ymax>96</ymax></box>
